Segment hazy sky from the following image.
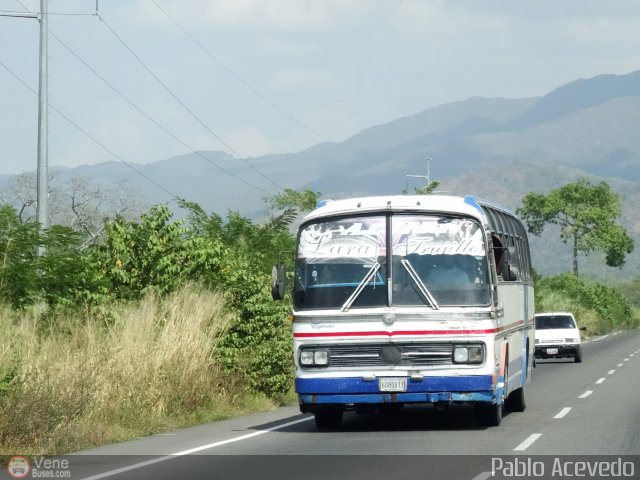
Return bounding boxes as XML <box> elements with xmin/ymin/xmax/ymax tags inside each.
<box><xmin>1</xmin><ymin>0</ymin><xmax>639</xmax><ymax>175</ymax></box>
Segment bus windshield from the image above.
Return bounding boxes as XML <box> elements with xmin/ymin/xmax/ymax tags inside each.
<box><xmin>293</xmin><ymin>214</ymin><xmax>491</xmax><ymax>310</ymax></box>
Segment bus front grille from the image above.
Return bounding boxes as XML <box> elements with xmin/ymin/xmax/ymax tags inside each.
<box><xmin>327</xmin><ymin>342</ymin><xmax>454</xmax><ymax>368</ymax></box>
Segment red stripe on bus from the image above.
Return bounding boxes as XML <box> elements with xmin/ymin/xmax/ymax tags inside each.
<box><xmin>294</xmin><ymin>319</ymin><xmax>527</xmax><ymax>338</ymax></box>
<box><xmin>294</xmin><ymin>329</ymin><xmax>497</xmax><ymax>338</ymax></box>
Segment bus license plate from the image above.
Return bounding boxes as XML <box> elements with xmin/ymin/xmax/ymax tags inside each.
<box><xmin>379</xmin><ymin>377</ymin><xmax>407</xmax><ymax>392</ymax></box>
<box><xmin>546</xmin><ymin>348</ymin><xmax>559</xmax><ymax>355</ymax></box>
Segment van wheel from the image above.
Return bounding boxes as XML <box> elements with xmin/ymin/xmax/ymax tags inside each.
<box><xmin>574</xmin><ymin>347</ymin><xmax>582</xmax><ymax>363</ymax></box>
<box><xmin>314</xmin><ymin>410</ymin><xmax>343</xmax><ymax>430</ymax></box>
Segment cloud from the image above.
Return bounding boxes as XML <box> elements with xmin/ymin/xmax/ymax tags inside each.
<box><xmin>128</xmin><ymin>0</ymin><xmax>371</xmax><ymax>32</ymax></box>
<box><xmin>218</xmin><ymin>124</ymin><xmax>279</xmax><ymax>157</ymax></box>
<box><xmin>269</xmin><ymin>66</ymin><xmax>342</xmax><ymax>93</ymax></box>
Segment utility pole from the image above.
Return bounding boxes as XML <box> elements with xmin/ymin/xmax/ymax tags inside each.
<box><xmin>36</xmin><ymin>0</ymin><xmax>48</xmax><ymax>255</ymax></box>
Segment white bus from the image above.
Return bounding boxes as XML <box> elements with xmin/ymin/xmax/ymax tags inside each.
<box><xmin>272</xmin><ymin>195</ymin><xmax>535</xmax><ymax>429</ymax></box>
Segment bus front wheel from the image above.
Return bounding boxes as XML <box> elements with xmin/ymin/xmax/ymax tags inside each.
<box><xmin>475</xmin><ymin>402</ymin><xmax>502</xmax><ymax>427</ymax></box>
<box><xmin>506</xmin><ymin>386</ymin><xmax>526</xmax><ymax>412</ymax></box>
<box><xmin>314</xmin><ymin>410</ymin><xmax>343</xmax><ymax>430</ymax></box>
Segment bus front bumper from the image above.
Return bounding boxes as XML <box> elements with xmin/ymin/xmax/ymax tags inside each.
<box><xmin>296</xmin><ymin>375</ymin><xmax>497</xmax><ymax>410</ymax></box>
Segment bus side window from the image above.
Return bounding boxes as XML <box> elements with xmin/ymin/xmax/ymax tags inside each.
<box><xmin>492</xmin><ymin>234</ymin><xmax>504</xmax><ymax>275</ymax></box>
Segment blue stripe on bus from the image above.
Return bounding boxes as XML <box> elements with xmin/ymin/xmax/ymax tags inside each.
<box><xmin>463</xmin><ymin>195</ymin><xmax>484</xmax><ymax>215</ymax></box>
<box><xmin>296</xmin><ymin>375</ymin><xmax>494</xmax><ymax>394</ymax></box>
<box><xmin>298</xmin><ymin>391</ymin><xmax>494</xmax><ymax>405</ymax></box>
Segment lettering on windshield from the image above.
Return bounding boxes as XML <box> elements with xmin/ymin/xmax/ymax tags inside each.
<box><xmin>393</xmin><ymin>218</ymin><xmax>484</xmax><ymax>257</ymax></box>
<box><xmin>394</xmin><ymin>237</ymin><xmax>483</xmax><ymax>256</ymax></box>
<box><xmin>299</xmin><ymin>218</ymin><xmax>385</xmax><ymax>259</ymax></box>
<box><xmin>299</xmin><ymin>216</ymin><xmax>485</xmax><ymax>258</ymax></box>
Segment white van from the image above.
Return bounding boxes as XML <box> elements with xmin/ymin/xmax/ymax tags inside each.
<box><xmin>534</xmin><ymin>312</ymin><xmax>583</xmax><ymax>363</ymax></box>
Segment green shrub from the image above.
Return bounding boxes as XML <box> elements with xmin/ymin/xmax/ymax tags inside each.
<box><xmin>535</xmin><ymin>273</ymin><xmax>634</xmax><ymax>334</ymax></box>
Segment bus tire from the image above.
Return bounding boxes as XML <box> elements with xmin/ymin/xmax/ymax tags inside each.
<box><xmin>506</xmin><ymin>385</ymin><xmax>526</xmax><ymax>412</ymax></box>
<box><xmin>474</xmin><ymin>402</ymin><xmax>502</xmax><ymax>427</ymax></box>
<box><xmin>314</xmin><ymin>410</ymin><xmax>343</xmax><ymax>430</ymax></box>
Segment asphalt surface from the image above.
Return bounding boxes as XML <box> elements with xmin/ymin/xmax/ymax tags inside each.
<box><xmin>4</xmin><ymin>329</ymin><xmax>640</xmax><ymax>480</ymax></box>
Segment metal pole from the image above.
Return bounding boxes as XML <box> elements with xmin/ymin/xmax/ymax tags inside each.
<box><xmin>36</xmin><ymin>0</ymin><xmax>48</xmax><ymax>255</ymax></box>
<box><xmin>426</xmin><ymin>156</ymin><xmax>431</xmax><ymax>187</ymax></box>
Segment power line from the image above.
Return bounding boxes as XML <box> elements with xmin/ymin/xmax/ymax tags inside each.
<box><xmin>0</xmin><ymin>11</ymin><xmax>37</xmax><ymax>18</ymax></box>
<box><xmin>150</xmin><ymin>0</ymin><xmax>331</xmax><ymax>144</ymax></box>
<box><xmin>0</xmin><ymin>58</ymin><xmax>179</xmax><ymax>199</ymax></box>
<box><xmin>97</xmin><ymin>13</ymin><xmax>284</xmax><ymax>192</ymax></box>
<box><xmin>50</xmin><ymin>31</ymin><xmax>273</xmax><ymax>196</ymax></box>
<box><xmin>1</xmin><ymin>8</ymin><xmax>94</xmax><ymax>16</ymax></box>
<box><xmin>10</xmin><ymin>0</ymin><xmax>273</xmax><ymax>196</ymax></box>
<box><xmin>5</xmin><ymin>1</ymin><xmax>95</xmax><ymax>16</ymax></box>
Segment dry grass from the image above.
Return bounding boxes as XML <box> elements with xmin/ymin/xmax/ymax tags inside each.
<box><xmin>0</xmin><ymin>285</ymin><xmax>277</xmax><ymax>455</ymax></box>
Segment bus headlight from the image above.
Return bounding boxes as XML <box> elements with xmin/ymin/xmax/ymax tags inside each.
<box><xmin>299</xmin><ymin>348</ymin><xmax>330</xmax><ymax>368</ymax></box>
<box><xmin>453</xmin><ymin>344</ymin><xmax>484</xmax><ymax>364</ymax></box>
<box><xmin>453</xmin><ymin>347</ymin><xmax>468</xmax><ymax>363</ymax></box>
<box><xmin>314</xmin><ymin>350</ymin><xmax>329</xmax><ymax>365</ymax></box>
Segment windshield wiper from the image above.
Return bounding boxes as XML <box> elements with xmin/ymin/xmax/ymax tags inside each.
<box><xmin>341</xmin><ymin>262</ymin><xmax>381</xmax><ymax>312</ymax></box>
<box><xmin>401</xmin><ymin>259</ymin><xmax>439</xmax><ymax>310</ymax></box>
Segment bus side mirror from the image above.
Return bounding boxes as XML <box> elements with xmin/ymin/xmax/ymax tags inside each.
<box><xmin>271</xmin><ymin>264</ymin><xmax>286</xmax><ymax>300</ymax></box>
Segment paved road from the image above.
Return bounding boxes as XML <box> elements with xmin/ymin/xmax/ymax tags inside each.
<box><xmin>6</xmin><ymin>329</ymin><xmax>639</xmax><ymax>480</ymax></box>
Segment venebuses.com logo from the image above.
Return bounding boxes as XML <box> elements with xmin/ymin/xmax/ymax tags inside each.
<box><xmin>6</xmin><ymin>457</ymin><xmax>30</xmax><ymax>479</ymax></box>
<box><xmin>6</xmin><ymin>456</ymin><xmax>71</xmax><ymax>479</ymax></box>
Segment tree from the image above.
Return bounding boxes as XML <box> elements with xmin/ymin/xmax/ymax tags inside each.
<box><xmin>403</xmin><ymin>180</ymin><xmax>441</xmax><ymax>195</ymax></box>
<box><xmin>0</xmin><ymin>204</ymin><xmax>102</xmax><ymax>308</ymax></box>
<box><xmin>0</xmin><ymin>172</ymin><xmax>143</xmax><ymax>247</ymax></box>
<box><xmin>265</xmin><ymin>188</ymin><xmax>320</xmax><ymax>214</ymax></box>
<box><xmin>414</xmin><ymin>180</ymin><xmax>441</xmax><ymax>195</ymax></box>
<box><xmin>0</xmin><ymin>205</ymin><xmax>40</xmax><ymax>306</ymax></box>
<box><xmin>517</xmin><ymin>180</ymin><xmax>634</xmax><ymax>275</ymax></box>
<box><xmin>100</xmin><ymin>205</ymin><xmax>193</xmax><ymax>300</ymax></box>
<box><xmin>54</xmin><ymin>176</ymin><xmax>143</xmax><ymax>249</ymax></box>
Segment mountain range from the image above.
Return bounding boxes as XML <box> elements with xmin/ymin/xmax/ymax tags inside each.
<box><xmin>2</xmin><ymin>70</ymin><xmax>639</xmax><ymax>281</ymax></box>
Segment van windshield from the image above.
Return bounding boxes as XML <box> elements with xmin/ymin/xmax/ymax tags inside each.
<box><xmin>535</xmin><ymin>315</ymin><xmax>576</xmax><ymax>329</ymax></box>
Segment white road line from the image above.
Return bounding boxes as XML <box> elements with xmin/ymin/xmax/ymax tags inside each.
<box><xmin>631</xmin><ymin>354</ymin><xmax>635</xmax><ymax>357</ymax></box>
<box><xmin>608</xmin><ymin>369</ymin><xmax>616</xmax><ymax>374</ymax></box>
<box><xmin>579</xmin><ymin>390</ymin><xmax>593</xmax><ymax>399</ymax></box>
<box><xmin>595</xmin><ymin>378</ymin><xmax>606</xmax><ymax>385</ymax></box>
<box><xmin>624</xmin><ymin>358</ymin><xmax>630</xmax><ymax>362</ymax></box>
<box><xmin>78</xmin><ymin>416</ymin><xmax>314</xmax><ymax>480</ymax></box>
<box><xmin>554</xmin><ymin>407</ymin><xmax>571</xmax><ymax>419</ymax></box>
<box><xmin>471</xmin><ymin>471</ymin><xmax>492</xmax><ymax>480</ymax></box>
<box><xmin>514</xmin><ymin>433</ymin><xmax>542</xmax><ymax>451</ymax></box>
<box><xmin>617</xmin><ymin>363</ymin><xmax>624</xmax><ymax>367</ymax></box>
<box><xmin>592</xmin><ymin>334</ymin><xmax>609</xmax><ymax>342</ymax></box>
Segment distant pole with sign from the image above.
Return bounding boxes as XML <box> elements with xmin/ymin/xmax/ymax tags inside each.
<box><xmin>406</xmin><ymin>156</ymin><xmax>434</xmax><ymax>194</ymax></box>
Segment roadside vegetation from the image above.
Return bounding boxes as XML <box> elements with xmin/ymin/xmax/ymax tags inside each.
<box><xmin>0</xmin><ymin>286</ymin><xmax>279</xmax><ymax>454</ymax></box>
<box><xmin>0</xmin><ymin>192</ymin><xmax>305</xmax><ymax>455</ymax></box>
<box><xmin>534</xmin><ymin>273</ymin><xmax>640</xmax><ymax>336</ymax></box>
<box><xmin>519</xmin><ymin>179</ymin><xmax>639</xmax><ymax>334</ymax></box>
<box><xmin>0</xmin><ymin>182</ymin><xmax>638</xmax><ymax>455</ymax></box>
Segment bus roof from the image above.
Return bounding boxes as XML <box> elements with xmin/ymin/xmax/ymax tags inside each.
<box><xmin>303</xmin><ymin>195</ymin><xmax>492</xmax><ymax>223</ymax></box>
